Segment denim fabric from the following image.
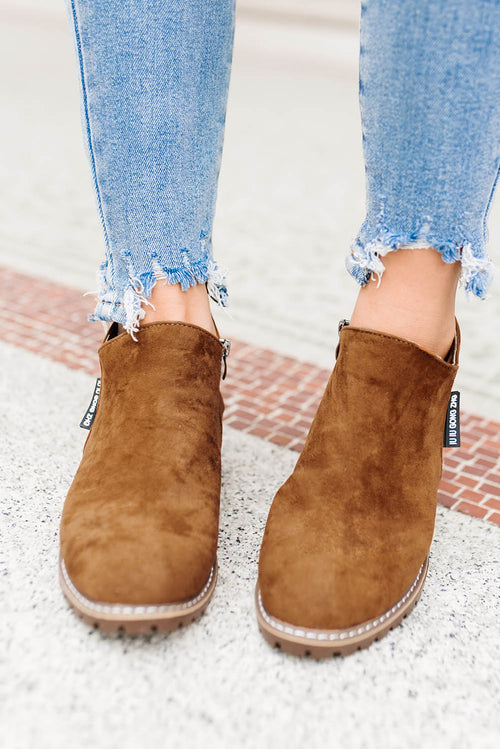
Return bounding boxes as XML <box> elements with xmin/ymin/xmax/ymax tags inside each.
<box><xmin>66</xmin><ymin>0</ymin><xmax>235</xmax><ymax>334</ymax></box>
<box><xmin>348</xmin><ymin>0</ymin><xmax>500</xmax><ymax>297</ymax></box>
<box><xmin>67</xmin><ymin>0</ymin><xmax>500</xmax><ymax>332</ymax></box>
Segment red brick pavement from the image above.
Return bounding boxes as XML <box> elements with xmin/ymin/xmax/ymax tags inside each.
<box><xmin>1</xmin><ymin>265</ymin><xmax>499</xmax><ymax>525</ymax></box>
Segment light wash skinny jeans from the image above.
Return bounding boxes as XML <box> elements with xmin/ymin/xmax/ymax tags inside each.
<box><xmin>66</xmin><ymin>0</ymin><xmax>500</xmax><ymax>334</ymax></box>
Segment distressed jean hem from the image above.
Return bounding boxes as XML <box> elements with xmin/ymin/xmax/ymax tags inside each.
<box><xmin>346</xmin><ymin>225</ymin><xmax>494</xmax><ymax>299</ymax></box>
<box><xmin>89</xmin><ymin>255</ymin><xmax>228</xmax><ymax>339</ymax></box>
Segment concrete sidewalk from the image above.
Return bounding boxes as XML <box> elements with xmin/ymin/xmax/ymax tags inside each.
<box><xmin>1</xmin><ymin>340</ymin><xmax>499</xmax><ymax>749</ymax></box>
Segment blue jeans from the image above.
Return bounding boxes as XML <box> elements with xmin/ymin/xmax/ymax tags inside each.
<box><xmin>348</xmin><ymin>0</ymin><xmax>500</xmax><ymax>297</ymax></box>
<box><xmin>66</xmin><ymin>0</ymin><xmax>235</xmax><ymax>334</ymax></box>
<box><xmin>67</xmin><ymin>0</ymin><xmax>500</xmax><ymax>334</ymax></box>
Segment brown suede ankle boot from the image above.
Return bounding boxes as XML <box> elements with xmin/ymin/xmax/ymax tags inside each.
<box><xmin>256</xmin><ymin>323</ymin><xmax>459</xmax><ymax>657</ymax></box>
<box><xmin>60</xmin><ymin>321</ymin><xmax>229</xmax><ymax>633</ymax></box>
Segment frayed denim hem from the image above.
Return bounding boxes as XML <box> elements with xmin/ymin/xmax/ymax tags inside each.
<box><xmin>89</xmin><ymin>255</ymin><xmax>228</xmax><ymax>340</ymax></box>
<box><xmin>346</xmin><ymin>224</ymin><xmax>494</xmax><ymax>299</ymax></box>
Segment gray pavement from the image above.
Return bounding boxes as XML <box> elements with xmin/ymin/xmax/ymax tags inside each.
<box><xmin>1</xmin><ymin>339</ymin><xmax>499</xmax><ymax>749</ymax></box>
<box><xmin>1</xmin><ymin>3</ymin><xmax>500</xmax><ymax>418</ymax></box>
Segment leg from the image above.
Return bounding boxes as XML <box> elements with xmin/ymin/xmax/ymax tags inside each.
<box><xmin>256</xmin><ymin>0</ymin><xmax>500</xmax><ymax>656</ymax></box>
<box><xmin>67</xmin><ymin>0</ymin><xmax>234</xmax><ymax>335</ymax></box>
<box><xmin>142</xmin><ymin>280</ymin><xmax>217</xmax><ymax>334</ymax></box>
<box><xmin>60</xmin><ymin>1</ymin><xmax>235</xmax><ymax>632</ymax></box>
<box><xmin>349</xmin><ymin>0</ymin><xmax>500</xmax><ymax>356</ymax></box>
<box><xmin>351</xmin><ymin>247</ymin><xmax>460</xmax><ymax>357</ymax></box>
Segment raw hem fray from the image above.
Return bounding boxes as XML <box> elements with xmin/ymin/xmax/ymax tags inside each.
<box><xmin>89</xmin><ymin>256</ymin><xmax>228</xmax><ymax>339</ymax></box>
<box><xmin>347</xmin><ymin>226</ymin><xmax>494</xmax><ymax>299</ymax></box>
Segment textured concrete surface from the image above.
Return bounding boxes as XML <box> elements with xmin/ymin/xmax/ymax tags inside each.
<box><xmin>1</xmin><ymin>341</ymin><xmax>499</xmax><ymax>749</ymax></box>
<box><xmin>0</xmin><ymin>3</ymin><xmax>499</xmax><ymax>420</ymax></box>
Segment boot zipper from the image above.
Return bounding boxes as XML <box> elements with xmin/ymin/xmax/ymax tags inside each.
<box><xmin>338</xmin><ymin>319</ymin><xmax>350</xmax><ymax>334</ymax></box>
<box><xmin>220</xmin><ymin>338</ymin><xmax>231</xmax><ymax>380</ymax></box>
<box><xmin>335</xmin><ymin>319</ymin><xmax>350</xmax><ymax>360</ymax></box>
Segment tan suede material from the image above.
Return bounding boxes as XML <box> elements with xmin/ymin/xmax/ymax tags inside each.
<box><xmin>258</xmin><ymin>325</ymin><xmax>459</xmax><ymax>630</ymax></box>
<box><xmin>60</xmin><ymin>322</ymin><xmax>224</xmax><ymax>605</ymax></box>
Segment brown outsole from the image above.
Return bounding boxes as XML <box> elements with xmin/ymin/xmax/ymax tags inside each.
<box><xmin>59</xmin><ymin>557</ymin><xmax>218</xmax><ymax>635</ymax></box>
<box><xmin>255</xmin><ymin>556</ymin><xmax>429</xmax><ymax>658</ymax></box>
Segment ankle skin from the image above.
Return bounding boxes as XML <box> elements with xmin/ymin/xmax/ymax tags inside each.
<box><xmin>350</xmin><ymin>248</ymin><xmax>460</xmax><ymax>358</ymax></box>
<box><xmin>142</xmin><ymin>281</ymin><xmax>217</xmax><ymax>336</ymax></box>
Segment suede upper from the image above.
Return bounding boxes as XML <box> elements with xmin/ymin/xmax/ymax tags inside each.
<box><xmin>60</xmin><ymin>322</ymin><xmax>224</xmax><ymax>605</ymax></box>
<box><xmin>258</xmin><ymin>325</ymin><xmax>459</xmax><ymax>630</ymax></box>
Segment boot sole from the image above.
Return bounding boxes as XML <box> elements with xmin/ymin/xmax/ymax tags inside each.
<box><xmin>255</xmin><ymin>555</ymin><xmax>429</xmax><ymax>658</ymax></box>
<box><xmin>59</xmin><ymin>557</ymin><xmax>218</xmax><ymax>635</ymax></box>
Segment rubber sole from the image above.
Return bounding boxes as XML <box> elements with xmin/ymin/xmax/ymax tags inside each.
<box><xmin>255</xmin><ymin>556</ymin><xmax>429</xmax><ymax>658</ymax></box>
<box><xmin>59</xmin><ymin>557</ymin><xmax>218</xmax><ymax>635</ymax></box>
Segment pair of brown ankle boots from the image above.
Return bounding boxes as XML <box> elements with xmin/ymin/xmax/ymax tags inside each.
<box><xmin>60</xmin><ymin>319</ymin><xmax>459</xmax><ymax>657</ymax></box>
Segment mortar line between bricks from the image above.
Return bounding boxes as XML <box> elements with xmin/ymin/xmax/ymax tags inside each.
<box><xmin>0</xmin><ymin>264</ymin><xmax>499</xmax><ymax>527</ymax></box>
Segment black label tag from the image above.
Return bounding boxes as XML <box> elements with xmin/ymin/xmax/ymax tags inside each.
<box><xmin>443</xmin><ymin>391</ymin><xmax>460</xmax><ymax>447</ymax></box>
<box><xmin>80</xmin><ymin>378</ymin><xmax>101</xmax><ymax>430</ymax></box>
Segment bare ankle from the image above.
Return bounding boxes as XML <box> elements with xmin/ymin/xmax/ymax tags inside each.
<box><xmin>141</xmin><ymin>281</ymin><xmax>218</xmax><ymax>337</ymax></box>
<box><xmin>350</xmin><ymin>248</ymin><xmax>460</xmax><ymax>358</ymax></box>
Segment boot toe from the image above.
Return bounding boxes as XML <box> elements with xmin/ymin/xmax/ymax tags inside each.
<box><xmin>258</xmin><ymin>504</ymin><xmax>426</xmax><ymax>631</ymax></box>
<box><xmin>62</xmin><ymin>527</ymin><xmax>215</xmax><ymax>606</ymax></box>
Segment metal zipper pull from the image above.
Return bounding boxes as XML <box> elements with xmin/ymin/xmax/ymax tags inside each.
<box><xmin>220</xmin><ymin>338</ymin><xmax>231</xmax><ymax>380</ymax></box>
<box><xmin>338</xmin><ymin>319</ymin><xmax>350</xmax><ymax>334</ymax></box>
<box><xmin>335</xmin><ymin>319</ymin><xmax>350</xmax><ymax>360</ymax></box>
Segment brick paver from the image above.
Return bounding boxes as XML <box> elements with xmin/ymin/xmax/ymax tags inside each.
<box><xmin>1</xmin><ymin>265</ymin><xmax>499</xmax><ymax>525</ymax></box>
